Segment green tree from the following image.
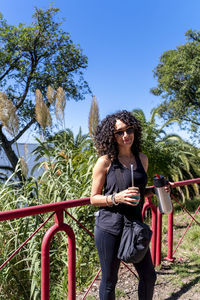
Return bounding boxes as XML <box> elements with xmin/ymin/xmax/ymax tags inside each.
<box><xmin>132</xmin><ymin>109</ymin><xmax>175</xmax><ymax>181</ymax></box>
<box><xmin>0</xmin><ymin>6</ymin><xmax>91</xmax><ymax>179</ymax></box>
<box><xmin>150</xmin><ymin>29</ymin><xmax>200</xmax><ymax>140</ymax></box>
<box><xmin>132</xmin><ymin>109</ymin><xmax>200</xmax><ymax>200</ymax></box>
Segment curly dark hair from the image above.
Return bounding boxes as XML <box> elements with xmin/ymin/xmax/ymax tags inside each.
<box><xmin>94</xmin><ymin>110</ymin><xmax>142</xmax><ymax>160</ymax></box>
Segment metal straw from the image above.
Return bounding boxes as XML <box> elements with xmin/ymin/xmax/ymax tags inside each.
<box><xmin>130</xmin><ymin>164</ymin><xmax>134</xmax><ymax>186</ymax></box>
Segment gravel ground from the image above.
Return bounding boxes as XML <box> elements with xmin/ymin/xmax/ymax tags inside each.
<box><xmin>77</xmin><ymin>260</ymin><xmax>200</xmax><ymax>299</ymax></box>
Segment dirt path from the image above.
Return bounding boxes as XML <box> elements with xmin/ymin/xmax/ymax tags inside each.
<box><xmin>77</xmin><ymin>261</ymin><xmax>200</xmax><ymax>299</ymax></box>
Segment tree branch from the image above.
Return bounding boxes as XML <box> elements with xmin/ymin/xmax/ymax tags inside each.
<box><xmin>0</xmin><ymin>56</ymin><xmax>22</xmax><ymax>81</ymax></box>
<box><xmin>182</xmin><ymin>117</ymin><xmax>200</xmax><ymax>126</ymax></box>
<box><xmin>0</xmin><ymin>165</ymin><xmax>14</xmax><ymax>171</ymax></box>
<box><xmin>16</xmin><ymin>64</ymin><xmax>37</xmax><ymax>109</ymax></box>
<box><xmin>16</xmin><ymin>29</ymin><xmax>43</xmax><ymax>109</ymax></box>
<box><xmin>66</xmin><ymin>63</ymin><xmax>87</xmax><ymax>74</ymax></box>
<box><xmin>10</xmin><ymin>118</ymin><xmax>37</xmax><ymax>144</ymax></box>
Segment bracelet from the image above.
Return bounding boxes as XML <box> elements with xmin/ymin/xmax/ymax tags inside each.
<box><xmin>105</xmin><ymin>195</ymin><xmax>109</xmax><ymax>206</ymax></box>
<box><xmin>105</xmin><ymin>195</ymin><xmax>113</xmax><ymax>207</ymax></box>
<box><xmin>111</xmin><ymin>193</ymin><xmax>119</xmax><ymax>206</ymax></box>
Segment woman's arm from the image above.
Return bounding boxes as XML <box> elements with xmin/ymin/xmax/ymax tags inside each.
<box><xmin>139</xmin><ymin>153</ymin><xmax>155</xmax><ymax>197</ymax></box>
<box><xmin>90</xmin><ymin>156</ymin><xmax>113</xmax><ymax>206</ymax></box>
<box><xmin>139</xmin><ymin>152</ymin><xmax>148</xmax><ymax>173</ymax></box>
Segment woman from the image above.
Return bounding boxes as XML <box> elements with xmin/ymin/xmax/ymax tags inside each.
<box><xmin>90</xmin><ymin>110</ymin><xmax>158</xmax><ymax>300</ymax></box>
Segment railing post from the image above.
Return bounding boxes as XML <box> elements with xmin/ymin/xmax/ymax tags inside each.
<box><xmin>142</xmin><ymin>197</ymin><xmax>157</xmax><ymax>266</ymax></box>
<box><xmin>41</xmin><ymin>210</ymin><xmax>76</xmax><ymax>300</ymax></box>
<box><xmin>165</xmin><ymin>209</ymin><xmax>174</xmax><ymax>261</ymax></box>
<box><xmin>156</xmin><ymin>208</ymin><xmax>162</xmax><ymax>266</ymax></box>
<box><xmin>41</xmin><ymin>224</ymin><xmax>56</xmax><ymax>300</ymax></box>
<box><xmin>150</xmin><ymin>204</ymin><xmax>157</xmax><ymax>266</ymax></box>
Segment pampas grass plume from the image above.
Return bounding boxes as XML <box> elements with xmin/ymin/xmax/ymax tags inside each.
<box><xmin>0</xmin><ymin>92</ymin><xmax>19</xmax><ymax>136</ymax></box>
<box><xmin>55</xmin><ymin>87</ymin><xmax>66</xmax><ymax>121</ymax></box>
<box><xmin>19</xmin><ymin>156</ymin><xmax>28</xmax><ymax>178</ymax></box>
<box><xmin>35</xmin><ymin>89</ymin><xmax>52</xmax><ymax>130</ymax></box>
<box><xmin>46</xmin><ymin>85</ymin><xmax>56</xmax><ymax>104</ymax></box>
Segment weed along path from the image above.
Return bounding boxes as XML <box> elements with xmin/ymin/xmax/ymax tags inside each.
<box><xmin>77</xmin><ymin>212</ymin><xmax>200</xmax><ymax>299</ymax></box>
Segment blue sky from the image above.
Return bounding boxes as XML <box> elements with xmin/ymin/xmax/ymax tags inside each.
<box><xmin>1</xmin><ymin>0</ymin><xmax>200</xmax><ymax>141</ymax></box>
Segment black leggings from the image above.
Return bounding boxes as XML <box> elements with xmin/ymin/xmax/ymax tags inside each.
<box><xmin>95</xmin><ymin>226</ymin><xmax>157</xmax><ymax>300</ymax></box>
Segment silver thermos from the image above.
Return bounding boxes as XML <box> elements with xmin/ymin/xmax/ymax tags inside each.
<box><xmin>153</xmin><ymin>174</ymin><xmax>172</xmax><ymax>214</ymax></box>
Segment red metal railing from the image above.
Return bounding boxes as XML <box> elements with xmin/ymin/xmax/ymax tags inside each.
<box><xmin>0</xmin><ymin>178</ymin><xmax>200</xmax><ymax>299</ymax></box>
<box><xmin>142</xmin><ymin>192</ymin><xmax>157</xmax><ymax>265</ymax></box>
<box><xmin>0</xmin><ymin>198</ymin><xmax>90</xmax><ymax>300</ymax></box>
<box><xmin>155</xmin><ymin>178</ymin><xmax>200</xmax><ymax>265</ymax></box>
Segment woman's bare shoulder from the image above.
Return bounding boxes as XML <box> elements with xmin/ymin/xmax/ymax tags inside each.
<box><xmin>139</xmin><ymin>152</ymin><xmax>148</xmax><ymax>161</ymax></box>
<box><xmin>96</xmin><ymin>155</ymin><xmax>111</xmax><ymax>169</ymax></box>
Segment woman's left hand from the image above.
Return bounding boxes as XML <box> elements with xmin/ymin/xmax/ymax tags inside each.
<box><xmin>115</xmin><ymin>187</ymin><xmax>140</xmax><ymax>206</ymax></box>
<box><xmin>164</xmin><ymin>182</ymin><xmax>172</xmax><ymax>193</ymax></box>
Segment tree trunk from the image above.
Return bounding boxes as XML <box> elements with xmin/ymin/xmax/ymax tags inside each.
<box><xmin>0</xmin><ymin>127</ymin><xmax>23</xmax><ymax>181</ymax></box>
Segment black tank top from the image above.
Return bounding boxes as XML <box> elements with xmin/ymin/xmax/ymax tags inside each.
<box><xmin>95</xmin><ymin>155</ymin><xmax>148</xmax><ymax>235</ymax></box>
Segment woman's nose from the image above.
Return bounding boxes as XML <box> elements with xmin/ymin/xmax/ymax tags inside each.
<box><xmin>123</xmin><ymin>131</ymin><xmax>128</xmax><ymax>137</ymax></box>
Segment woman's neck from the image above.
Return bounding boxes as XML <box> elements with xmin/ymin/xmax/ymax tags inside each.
<box><xmin>118</xmin><ymin>148</ymin><xmax>133</xmax><ymax>158</ymax></box>
<box><xmin>118</xmin><ymin>149</ymin><xmax>136</xmax><ymax>169</ymax></box>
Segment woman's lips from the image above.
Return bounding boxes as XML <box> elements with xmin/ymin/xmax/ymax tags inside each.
<box><xmin>124</xmin><ymin>139</ymin><xmax>131</xmax><ymax>143</ymax></box>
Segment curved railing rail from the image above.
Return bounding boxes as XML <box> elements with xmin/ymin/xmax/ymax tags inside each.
<box><xmin>0</xmin><ymin>198</ymin><xmax>90</xmax><ymax>222</ymax></box>
<box><xmin>0</xmin><ymin>198</ymin><xmax>90</xmax><ymax>300</ymax></box>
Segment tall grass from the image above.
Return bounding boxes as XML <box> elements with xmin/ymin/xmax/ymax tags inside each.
<box><xmin>0</xmin><ymin>133</ymin><xmax>99</xmax><ymax>299</ymax></box>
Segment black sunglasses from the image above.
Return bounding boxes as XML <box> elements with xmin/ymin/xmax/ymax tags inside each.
<box><xmin>114</xmin><ymin>126</ymin><xmax>134</xmax><ymax>136</ymax></box>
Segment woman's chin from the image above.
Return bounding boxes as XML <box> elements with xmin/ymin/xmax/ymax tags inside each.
<box><xmin>123</xmin><ymin>140</ymin><xmax>133</xmax><ymax>145</ymax></box>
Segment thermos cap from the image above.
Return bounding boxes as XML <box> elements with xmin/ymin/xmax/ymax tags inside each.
<box><xmin>153</xmin><ymin>175</ymin><xmax>166</xmax><ymax>187</ymax></box>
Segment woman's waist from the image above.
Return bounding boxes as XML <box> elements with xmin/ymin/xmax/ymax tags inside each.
<box><xmin>98</xmin><ymin>204</ymin><xmax>143</xmax><ymax>220</ymax></box>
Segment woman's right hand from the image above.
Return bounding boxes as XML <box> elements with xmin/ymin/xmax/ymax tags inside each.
<box><xmin>115</xmin><ymin>187</ymin><xmax>140</xmax><ymax>206</ymax></box>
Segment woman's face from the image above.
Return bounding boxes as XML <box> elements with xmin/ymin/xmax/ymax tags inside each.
<box><xmin>114</xmin><ymin>119</ymin><xmax>134</xmax><ymax>148</ymax></box>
